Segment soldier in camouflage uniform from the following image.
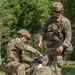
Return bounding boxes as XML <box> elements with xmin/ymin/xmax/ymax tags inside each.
<box><xmin>38</xmin><ymin>2</ymin><xmax>71</xmax><ymax>75</ymax></box>
<box><xmin>2</xmin><ymin>29</ymin><xmax>43</xmax><ymax>75</ymax></box>
<box><xmin>26</xmin><ymin>57</ymin><xmax>56</xmax><ymax>75</ymax></box>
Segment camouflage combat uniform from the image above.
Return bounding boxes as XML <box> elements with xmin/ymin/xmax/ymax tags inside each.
<box><xmin>39</xmin><ymin>14</ymin><xmax>71</xmax><ymax>75</ymax></box>
<box><xmin>2</xmin><ymin>38</ymin><xmax>42</xmax><ymax>75</ymax></box>
<box><xmin>26</xmin><ymin>57</ymin><xmax>56</xmax><ymax>75</ymax></box>
<box><xmin>32</xmin><ymin>64</ymin><xmax>56</xmax><ymax>75</ymax></box>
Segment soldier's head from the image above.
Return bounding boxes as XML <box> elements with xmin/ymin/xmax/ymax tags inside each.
<box><xmin>32</xmin><ymin>57</ymin><xmax>42</xmax><ymax>64</ymax></box>
<box><xmin>17</xmin><ymin>29</ymin><xmax>30</xmax><ymax>42</ymax></box>
<box><xmin>51</xmin><ymin>2</ymin><xmax>63</xmax><ymax>17</ymax></box>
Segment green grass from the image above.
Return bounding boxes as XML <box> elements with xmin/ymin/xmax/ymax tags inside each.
<box><xmin>62</xmin><ymin>61</ymin><xmax>75</xmax><ymax>75</ymax></box>
<box><xmin>0</xmin><ymin>62</ymin><xmax>5</xmax><ymax>75</ymax></box>
<box><xmin>62</xmin><ymin>67</ymin><xmax>75</xmax><ymax>75</ymax></box>
<box><xmin>0</xmin><ymin>61</ymin><xmax>75</xmax><ymax>75</ymax></box>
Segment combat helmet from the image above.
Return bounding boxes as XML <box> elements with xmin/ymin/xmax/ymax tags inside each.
<box><xmin>17</xmin><ymin>29</ymin><xmax>30</xmax><ymax>39</ymax></box>
<box><xmin>51</xmin><ymin>2</ymin><xmax>63</xmax><ymax>12</ymax></box>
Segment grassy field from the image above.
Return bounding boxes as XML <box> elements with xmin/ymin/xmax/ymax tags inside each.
<box><xmin>0</xmin><ymin>61</ymin><xmax>75</xmax><ymax>75</ymax></box>
<box><xmin>0</xmin><ymin>63</ymin><xmax>5</xmax><ymax>75</ymax></box>
<box><xmin>62</xmin><ymin>61</ymin><xmax>75</xmax><ymax>75</ymax></box>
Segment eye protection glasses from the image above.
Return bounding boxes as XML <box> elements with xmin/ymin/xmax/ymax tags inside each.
<box><xmin>54</xmin><ymin>11</ymin><xmax>60</xmax><ymax>13</ymax></box>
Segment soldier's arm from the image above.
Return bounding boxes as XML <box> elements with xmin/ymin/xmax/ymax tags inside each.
<box><xmin>21</xmin><ymin>51</ymin><xmax>33</xmax><ymax>64</ymax></box>
<box><xmin>62</xmin><ymin>19</ymin><xmax>72</xmax><ymax>47</ymax></box>
<box><xmin>24</xmin><ymin>56</ymin><xmax>33</xmax><ymax>62</ymax></box>
<box><xmin>15</xmin><ymin>42</ymin><xmax>42</xmax><ymax>56</ymax></box>
<box><xmin>38</xmin><ymin>18</ymin><xmax>50</xmax><ymax>41</ymax></box>
<box><xmin>38</xmin><ymin>20</ymin><xmax>48</xmax><ymax>49</ymax></box>
<box><xmin>25</xmin><ymin>44</ymin><xmax>42</xmax><ymax>56</ymax></box>
<box><xmin>23</xmin><ymin>56</ymin><xmax>33</xmax><ymax>64</ymax></box>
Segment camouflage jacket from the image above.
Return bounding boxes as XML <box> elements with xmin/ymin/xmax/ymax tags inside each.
<box><xmin>39</xmin><ymin>14</ymin><xmax>71</xmax><ymax>48</ymax></box>
<box><xmin>4</xmin><ymin>38</ymin><xmax>41</xmax><ymax>62</ymax></box>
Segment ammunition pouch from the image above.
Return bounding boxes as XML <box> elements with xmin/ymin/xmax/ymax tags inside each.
<box><xmin>46</xmin><ymin>31</ymin><xmax>59</xmax><ymax>41</ymax></box>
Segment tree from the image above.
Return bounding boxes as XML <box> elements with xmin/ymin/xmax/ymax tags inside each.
<box><xmin>0</xmin><ymin>0</ymin><xmax>56</xmax><ymax>57</ymax></box>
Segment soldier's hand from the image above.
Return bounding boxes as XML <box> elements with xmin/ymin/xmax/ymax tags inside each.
<box><xmin>39</xmin><ymin>54</ymin><xmax>44</xmax><ymax>59</ymax></box>
<box><xmin>56</xmin><ymin>45</ymin><xmax>64</xmax><ymax>53</ymax></box>
<box><xmin>38</xmin><ymin>40</ymin><xmax>43</xmax><ymax>49</ymax></box>
<box><xmin>29</xmin><ymin>60</ymin><xmax>33</xmax><ymax>65</ymax></box>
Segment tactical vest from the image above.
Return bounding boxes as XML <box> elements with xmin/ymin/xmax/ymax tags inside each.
<box><xmin>45</xmin><ymin>15</ymin><xmax>64</xmax><ymax>48</ymax></box>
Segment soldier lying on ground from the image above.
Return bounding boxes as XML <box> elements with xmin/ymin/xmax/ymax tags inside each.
<box><xmin>26</xmin><ymin>57</ymin><xmax>56</xmax><ymax>75</ymax></box>
<box><xmin>2</xmin><ymin>29</ymin><xmax>43</xmax><ymax>75</ymax></box>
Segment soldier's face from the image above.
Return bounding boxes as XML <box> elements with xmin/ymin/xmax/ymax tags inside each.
<box><xmin>19</xmin><ymin>35</ymin><xmax>28</xmax><ymax>43</ymax></box>
<box><xmin>53</xmin><ymin>11</ymin><xmax>61</xmax><ymax>17</ymax></box>
<box><xmin>23</xmin><ymin>35</ymin><xmax>29</xmax><ymax>42</ymax></box>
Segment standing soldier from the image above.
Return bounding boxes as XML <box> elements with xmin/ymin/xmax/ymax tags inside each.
<box><xmin>2</xmin><ymin>29</ymin><xmax>43</xmax><ymax>75</ymax></box>
<box><xmin>38</xmin><ymin>2</ymin><xmax>71</xmax><ymax>75</ymax></box>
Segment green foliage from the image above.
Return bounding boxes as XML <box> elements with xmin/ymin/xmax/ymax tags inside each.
<box><xmin>0</xmin><ymin>0</ymin><xmax>75</xmax><ymax>60</ymax></box>
<box><xmin>1</xmin><ymin>0</ymin><xmax>51</xmax><ymax>34</ymax></box>
<box><xmin>0</xmin><ymin>0</ymin><xmax>56</xmax><ymax>57</ymax></box>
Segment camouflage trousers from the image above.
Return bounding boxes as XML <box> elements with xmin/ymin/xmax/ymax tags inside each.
<box><xmin>2</xmin><ymin>61</ymin><xmax>25</xmax><ymax>75</ymax></box>
<box><xmin>42</xmin><ymin>48</ymin><xmax>64</xmax><ymax>75</ymax></box>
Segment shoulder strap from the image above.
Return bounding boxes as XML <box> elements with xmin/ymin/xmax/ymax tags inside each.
<box><xmin>57</xmin><ymin>15</ymin><xmax>64</xmax><ymax>29</ymax></box>
<box><xmin>60</xmin><ymin>15</ymin><xmax>64</xmax><ymax>28</ymax></box>
<box><xmin>43</xmin><ymin>17</ymin><xmax>53</xmax><ymax>33</ymax></box>
<box><xmin>56</xmin><ymin>15</ymin><xmax>65</xmax><ymax>37</ymax></box>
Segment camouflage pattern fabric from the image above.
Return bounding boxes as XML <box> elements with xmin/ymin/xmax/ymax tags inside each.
<box><xmin>6</xmin><ymin>73</ymin><xmax>16</xmax><ymax>75</ymax></box>
<box><xmin>39</xmin><ymin>14</ymin><xmax>71</xmax><ymax>75</ymax></box>
<box><xmin>2</xmin><ymin>61</ymin><xmax>25</xmax><ymax>75</ymax></box>
<box><xmin>2</xmin><ymin>38</ymin><xmax>42</xmax><ymax>75</ymax></box>
<box><xmin>19</xmin><ymin>50</ymin><xmax>33</xmax><ymax>64</ymax></box>
<box><xmin>26</xmin><ymin>57</ymin><xmax>56</xmax><ymax>75</ymax></box>
<box><xmin>39</xmin><ymin>14</ymin><xmax>71</xmax><ymax>47</ymax></box>
<box><xmin>33</xmin><ymin>66</ymin><xmax>56</xmax><ymax>75</ymax></box>
<box><xmin>26</xmin><ymin>63</ymin><xmax>56</xmax><ymax>75</ymax></box>
<box><xmin>43</xmin><ymin>49</ymin><xmax>64</xmax><ymax>75</ymax></box>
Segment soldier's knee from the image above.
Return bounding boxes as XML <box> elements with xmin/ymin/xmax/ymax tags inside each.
<box><xmin>57</xmin><ymin>56</ymin><xmax>64</xmax><ymax>68</ymax></box>
<box><xmin>16</xmin><ymin>64</ymin><xmax>25</xmax><ymax>71</ymax></box>
<box><xmin>16</xmin><ymin>64</ymin><xmax>26</xmax><ymax>75</ymax></box>
<box><xmin>42</xmin><ymin>55</ymin><xmax>49</xmax><ymax>65</ymax></box>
